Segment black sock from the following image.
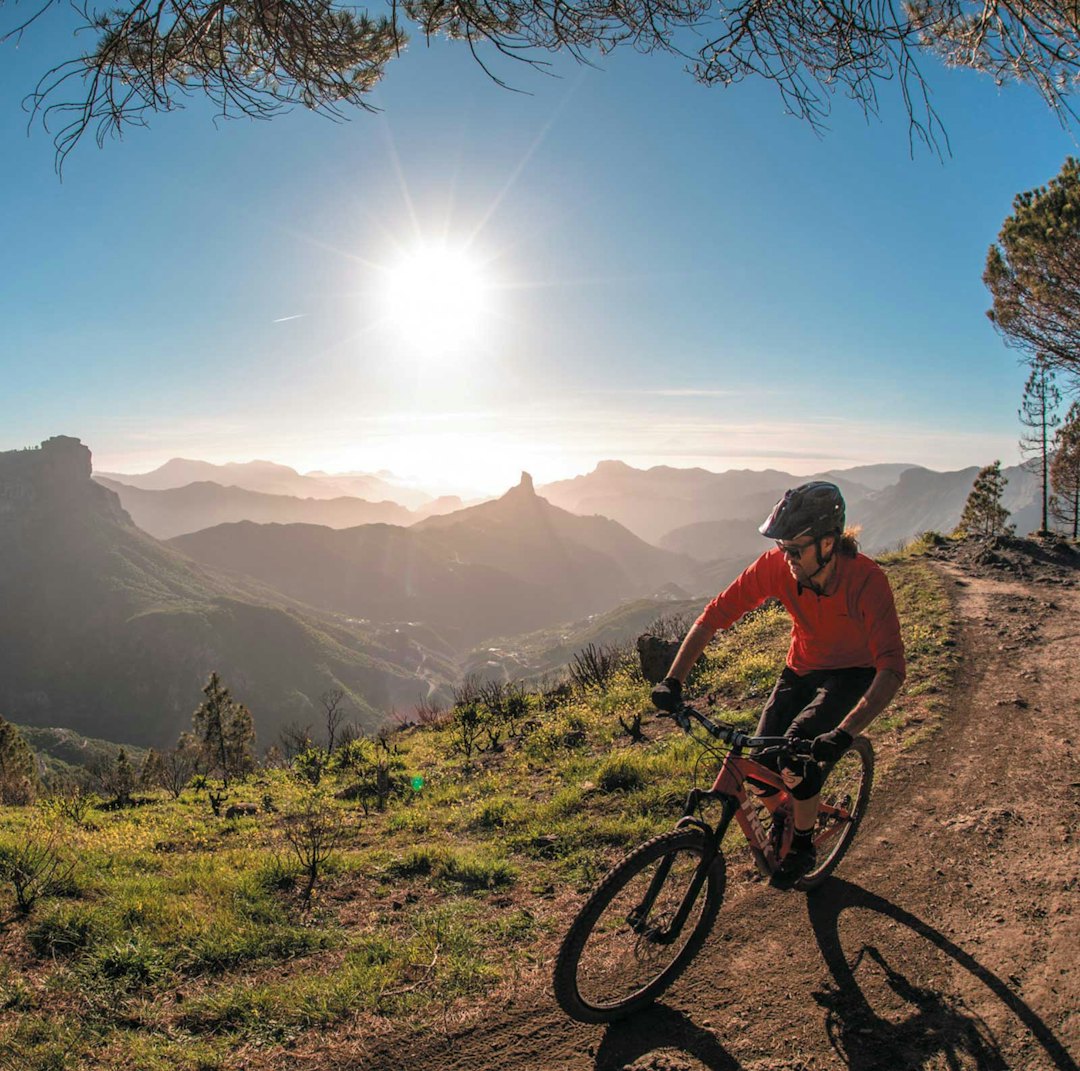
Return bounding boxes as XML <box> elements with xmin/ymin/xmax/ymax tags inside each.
<box><xmin>792</xmin><ymin>827</ymin><xmax>814</xmax><ymax>850</ymax></box>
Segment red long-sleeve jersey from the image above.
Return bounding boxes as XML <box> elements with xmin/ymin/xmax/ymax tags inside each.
<box><xmin>695</xmin><ymin>548</ymin><xmax>906</xmax><ymax>681</ymax></box>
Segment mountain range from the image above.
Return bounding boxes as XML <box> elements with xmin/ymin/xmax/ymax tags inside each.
<box><xmin>538</xmin><ymin>459</ymin><xmax>1041</xmax><ymax>554</ymax></box>
<box><xmin>0</xmin><ymin>438</ymin><xmax>457</xmax><ymax>748</ymax></box>
<box><xmin>170</xmin><ymin>474</ymin><xmax>695</xmax><ymax>647</ymax></box>
<box><xmin>5</xmin><ymin>437</ymin><xmax>1049</xmax><ymax>751</ymax></box>
<box><xmin>93</xmin><ymin>474</ymin><xmax>465</xmax><ymax>539</ymax></box>
<box><xmin>96</xmin><ymin>458</ymin><xmax>435</xmax><ymax>508</ymax></box>
<box><xmin>101</xmin><ymin>454</ymin><xmax>1045</xmax><ymax>557</ymax></box>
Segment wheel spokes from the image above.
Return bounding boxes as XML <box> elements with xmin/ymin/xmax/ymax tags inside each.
<box><xmin>574</xmin><ymin>846</ymin><xmax>709</xmax><ymax>1008</ymax></box>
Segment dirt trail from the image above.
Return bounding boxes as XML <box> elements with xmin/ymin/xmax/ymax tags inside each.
<box><xmin>354</xmin><ymin>561</ymin><xmax>1080</xmax><ymax>1071</ymax></box>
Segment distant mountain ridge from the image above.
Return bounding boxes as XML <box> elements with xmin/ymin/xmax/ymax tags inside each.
<box><xmin>540</xmin><ymin>460</ymin><xmax>1042</xmax><ymax>554</ymax></box>
<box><xmin>1</xmin><ymin>437</ymin><xmax>454</xmax><ymax>748</ymax></box>
<box><xmin>171</xmin><ymin>473</ymin><xmax>699</xmax><ymax>648</ymax></box>
<box><xmin>537</xmin><ymin>461</ymin><xmax>878</xmax><ymax>545</ymax></box>
<box><xmin>95</xmin><ymin>477</ymin><xmax>419</xmax><ymax>539</ymax></box>
<box><xmin>96</xmin><ymin>457</ymin><xmax>436</xmax><ymax>510</ymax></box>
<box><xmin>100</xmin><ymin>455</ymin><xmax>1044</xmax><ymax>562</ymax></box>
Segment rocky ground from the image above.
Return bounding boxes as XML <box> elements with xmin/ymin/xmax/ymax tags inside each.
<box><xmin>922</xmin><ymin>532</ymin><xmax>1080</xmax><ymax>587</ymax></box>
<box><xmin>327</xmin><ymin>539</ymin><xmax>1080</xmax><ymax>1071</ymax></box>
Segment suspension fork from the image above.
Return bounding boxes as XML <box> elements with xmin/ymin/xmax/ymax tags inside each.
<box><xmin>627</xmin><ymin>791</ymin><xmax>736</xmax><ymax>942</ymax></box>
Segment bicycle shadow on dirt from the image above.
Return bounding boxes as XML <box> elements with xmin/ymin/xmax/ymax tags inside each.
<box><xmin>593</xmin><ymin>1003</ymin><xmax>744</xmax><ymax>1071</ymax></box>
<box><xmin>806</xmin><ymin>877</ymin><xmax>1078</xmax><ymax>1071</ymax></box>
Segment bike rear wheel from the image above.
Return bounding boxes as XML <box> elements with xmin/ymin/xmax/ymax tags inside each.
<box><xmin>798</xmin><ymin>735</ymin><xmax>874</xmax><ymax>890</ymax></box>
<box><xmin>553</xmin><ymin>827</ymin><xmax>725</xmax><ymax>1023</ymax></box>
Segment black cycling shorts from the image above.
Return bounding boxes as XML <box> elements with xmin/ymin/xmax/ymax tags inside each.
<box><xmin>753</xmin><ymin>665</ymin><xmax>875</xmax><ymax>771</ymax></box>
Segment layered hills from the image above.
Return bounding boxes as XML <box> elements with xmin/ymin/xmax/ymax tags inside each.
<box><xmin>96</xmin><ymin>457</ymin><xmax>434</xmax><ymax>509</ymax></box>
<box><xmin>94</xmin><ymin>477</ymin><xmax>417</xmax><ymax>539</ymax></box>
<box><xmin>540</xmin><ymin>459</ymin><xmax>1042</xmax><ymax>554</ymax></box>
<box><xmin>171</xmin><ymin>474</ymin><xmax>697</xmax><ymax>647</ymax></box>
<box><xmin>0</xmin><ymin>438</ymin><xmax>453</xmax><ymax>748</ymax></box>
<box><xmin>538</xmin><ymin>461</ymin><xmax>877</xmax><ymax>546</ymax></box>
<box><xmin>98</xmin><ymin>455</ymin><xmax>1045</xmax><ymax>564</ymax></box>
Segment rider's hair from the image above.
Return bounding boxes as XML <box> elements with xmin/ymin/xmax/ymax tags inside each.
<box><xmin>835</xmin><ymin>526</ymin><xmax>861</xmax><ymax>558</ymax></box>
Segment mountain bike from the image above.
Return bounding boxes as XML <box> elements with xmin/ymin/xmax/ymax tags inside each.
<box><xmin>553</xmin><ymin>701</ymin><xmax>874</xmax><ymax>1023</ymax></box>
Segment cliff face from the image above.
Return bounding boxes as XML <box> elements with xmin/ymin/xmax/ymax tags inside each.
<box><xmin>0</xmin><ymin>436</ymin><xmax>129</xmax><ymax>527</ymax></box>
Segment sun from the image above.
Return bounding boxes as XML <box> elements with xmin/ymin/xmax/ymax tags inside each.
<box><xmin>380</xmin><ymin>242</ymin><xmax>491</xmax><ymax>355</ymax></box>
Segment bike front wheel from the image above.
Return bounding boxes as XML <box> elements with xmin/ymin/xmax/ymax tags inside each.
<box><xmin>553</xmin><ymin>827</ymin><xmax>725</xmax><ymax>1023</ymax></box>
<box><xmin>798</xmin><ymin>735</ymin><xmax>874</xmax><ymax>891</ymax></box>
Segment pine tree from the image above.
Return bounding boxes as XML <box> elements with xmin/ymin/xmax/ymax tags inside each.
<box><xmin>114</xmin><ymin>748</ymin><xmax>135</xmax><ymax>807</ymax></box>
<box><xmin>1051</xmin><ymin>403</ymin><xmax>1080</xmax><ymax>538</ymax></box>
<box><xmin>193</xmin><ymin>672</ymin><xmax>235</xmax><ymax>787</ymax></box>
<box><xmin>958</xmin><ymin>462</ymin><xmax>1014</xmax><ymax>540</ymax></box>
<box><xmin>192</xmin><ymin>673</ymin><xmax>256</xmax><ymax>788</ymax></box>
<box><xmin>223</xmin><ymin>703</ymin><xmax>255</xmax><ymax>783</ymax></box>
<box><xmin>0</xmin><ymin>716</ymin><xmax>39</xmax><ymax>806</ymax></box>
<box><xmin>93</xmin><ymin>746</ymin><xmax>137</xmax><ymax>806</ymax></box>
<box><xmin>1018</xmin><ymin>357</ymin><xmax>1062</xmax><ymax>533</ymax></box>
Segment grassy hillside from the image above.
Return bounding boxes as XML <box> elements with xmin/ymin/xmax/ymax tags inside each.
<box><xmin>16</xmin><ymin>726</ymin><xmax>150</xmax><ymax>785</ymax></box>
<box><xmin>0</xmin><ymin>550</ymin><xmax>957</xmax><ymax>1070</ymax></box>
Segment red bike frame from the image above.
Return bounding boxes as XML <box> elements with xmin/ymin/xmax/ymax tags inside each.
<box><xmin>675</xmin><ymin>722</ymin><xmax>858</xmax><ymax>880</ymax></box>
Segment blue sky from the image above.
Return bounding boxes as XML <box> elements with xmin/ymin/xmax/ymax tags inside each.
<box><xmin>1</xmin><ymin>11</ymin><xmax>1076</xmax><ymax>495</ymax></box>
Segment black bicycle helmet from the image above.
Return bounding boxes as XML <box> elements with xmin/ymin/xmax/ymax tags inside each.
<box><xmin>759</xmin><ymin>481</ymin><xmax>846</xmax><ymax>541</ymax></box>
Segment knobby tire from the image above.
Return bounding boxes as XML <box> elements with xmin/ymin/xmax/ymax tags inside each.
<box><xmin>798</xmin><ymin>735</ymin><xmax>874</xmax><ymax>891</ymax></box>
<box><xmin>553</xmin><ymin>827</ymin><xmax>725</xmax><ymax>1023</ymax></box>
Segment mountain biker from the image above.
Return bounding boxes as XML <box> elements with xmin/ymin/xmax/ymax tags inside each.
<box><xmin>651</xmin><ymin>481</ymin><xmax>906</xmax><ymax>890</ymax></box>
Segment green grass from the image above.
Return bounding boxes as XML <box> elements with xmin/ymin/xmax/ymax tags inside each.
<box><xmin>0</xmin><ymin>545</ymin><xmax>958</xmax><ymax>1069</ymax></box>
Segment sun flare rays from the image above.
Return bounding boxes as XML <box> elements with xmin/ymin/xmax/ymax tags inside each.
<box><xmin>378</xmin><ymin>242</ymin><xmax>492</xmax><ymax>356</ymax></box>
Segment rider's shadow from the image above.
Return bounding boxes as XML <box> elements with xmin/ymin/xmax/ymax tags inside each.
<box><xmin>806</xmin><ymin>878</ymin><xmax>1078</xmax><ymax>1071</ymax></box>
<box><xmin>593</xmin><ymin>878</ymin><xmax>1076</xmax><ymax>1071</ymax></box>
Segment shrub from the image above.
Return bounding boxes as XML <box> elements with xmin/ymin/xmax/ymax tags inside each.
<box><xmin>0</xmin><ymin>833</ymin><xmax>74</xmax><ymax>915</ymax></box>
<box><xmin>568</xmin><ymin>642</ymin><xmax>629</xmax><ymax>693</ymax></box>
<box><xmin>449</xmin><ymin>702</ymin><xmax>484</xmax><ymax>762</ymax></box>
<box><xmin>47</xmin><ymin>781</ymin><xmax>97</xmax><ymax>827</ymax></box>
<box><xmin>282</xmin><ymin>797</ymin><xmax>343</xmax><ymax>903</ymax></box>
<box><xmin>646</xmin><ymin>611</ymin><xmax>693</xmax><ymax>643</ymax></box>
<box><xmin>0</xmin><ymin>717</ymin><xmax>40</xmax><ymax>805</ymax></box>
<box><xmin>293</xmin><ymin>747</ymin><xmax>330</xmax><ymax>786</ymax></box>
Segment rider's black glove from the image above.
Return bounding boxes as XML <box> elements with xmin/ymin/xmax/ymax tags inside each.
<box><xmin>811</xmin><ymin>727</ymin><xmax>853</xmax><ymax>764</ymax></box>
<box><xmin>651</xmin><ymin>676</ymin><xmax>683</xmax><ymax>713</ymax></box>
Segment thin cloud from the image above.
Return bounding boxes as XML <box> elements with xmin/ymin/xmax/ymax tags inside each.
<box><xmin>272</xmin><ymin>314</ymin><xmax>307</xmax><ymax>324</ymax></box>
<box><xmin>635</xmin><ymin>389</ymin><xmax>736</xmax><ymax>398</ymax></box>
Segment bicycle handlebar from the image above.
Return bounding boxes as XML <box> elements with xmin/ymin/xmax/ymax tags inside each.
<box><xmin>661</xmin><ymin>702</ymin><xmax>812</xmax><ymax>757</ymax></box>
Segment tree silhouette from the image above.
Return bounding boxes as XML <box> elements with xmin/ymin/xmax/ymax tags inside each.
<box><xmin>1051</xmin><ymin>402</ymin><xmax>1080</xmax><ymax>537</ymax></box>
<box><xmin>12</xmin><ymin>0</ymin><xmax>1080</xmax><ymax>167</ymax></box>
<box><xmin>1018</xmin><ymin>357</ymin><xmax>1061</xmax><ymax>534</ymax></box>
<box><xmin>986</xmin><ymin>157</ymin><xmax>1080</xmax><ymax>381</ymax></box>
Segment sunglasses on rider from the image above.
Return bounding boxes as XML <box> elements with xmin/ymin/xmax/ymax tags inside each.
<box><xmin>775</xmin><ymin>538</ymin><xmax>815</xmax><ymax>559</ymax></box>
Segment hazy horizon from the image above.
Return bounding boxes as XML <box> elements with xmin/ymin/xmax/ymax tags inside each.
<box><xmin>87</xmin><ymin>440</ymin><xmax>992</xmax><ymax>500</ymax></box>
